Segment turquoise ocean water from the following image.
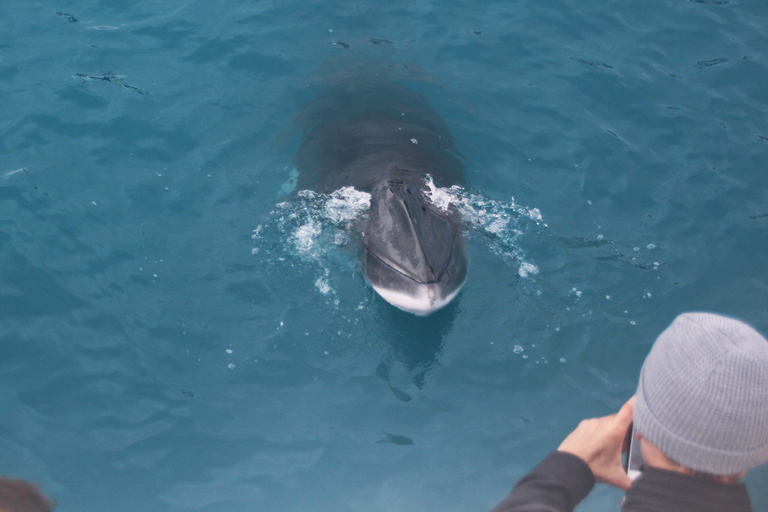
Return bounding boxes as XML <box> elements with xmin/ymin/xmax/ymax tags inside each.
<box><xmin>2</xmin><ymin>1</ymin><xmax>767</xmax><ymax>511</ymax></box>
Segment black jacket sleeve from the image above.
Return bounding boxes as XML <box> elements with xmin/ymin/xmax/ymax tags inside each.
<box><xmin>491</xmin><ymin>451</ymin><xmax>595</xmax><ymax>512</ymax></box>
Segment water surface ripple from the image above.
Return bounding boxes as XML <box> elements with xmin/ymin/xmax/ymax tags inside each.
<box><xmin>1</xmin><ymin>1</ymin><xmax>767</xmax><ymax>511</ymax></box>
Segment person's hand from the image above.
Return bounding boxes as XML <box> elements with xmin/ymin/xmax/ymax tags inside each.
<box><xmin>557</xmin><ymin>396</ymin><xmax>635</xmax><ymax>490</ymax></box>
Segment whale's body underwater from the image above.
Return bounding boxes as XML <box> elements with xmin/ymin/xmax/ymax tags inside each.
<box><xmin>295</xmin><ymin>82</ymin><xmax>467</xmax><ymax>316</ymax></box>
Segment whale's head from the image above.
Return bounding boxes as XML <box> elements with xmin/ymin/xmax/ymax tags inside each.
<box><xmin>363</xmin><ymin>178</ymin><xmax>467</xmax><ymax>316</ymax></box>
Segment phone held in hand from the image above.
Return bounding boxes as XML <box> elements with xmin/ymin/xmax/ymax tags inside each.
<box><xmin>626</xmin><ymin>423</ymin><xmax>644</xmax><ymax>480</ymax></box>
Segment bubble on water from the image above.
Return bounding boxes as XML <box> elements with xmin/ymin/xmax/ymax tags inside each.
<box><xmin>647</xmin><ymin>243</ymin><xmax>656</xmax><ymax>250</ymax></box>
<box><xmin>280</xmin><ymin>167</ymin><xmax>299</xmax><ymax>195</ymax></box>
<box><xmin>560</xmin><ymin>358</ymin><xmax>567</xmax><ymax>363</ymax></box>
<box><xmin>519</xmin><ymin>262</ymin><xmax>539</xmax><ymax>278</ymax></box>
<box><xmin>334</xmin><ymin>231</ymin><xmax>348</xmax><ymax>246</ymax></box>
<box><xmin>487</xmin><ymin>217</ymin><xmax>509</xmax><ymax>234</ymax></box>
<box><xmin>513</xmin><ymin>345</ymin><xmax>524</xmax><ymax>354</ymax></box>
<box><xmin>292</xmin><ymin>219</ymin><xmax>322</xmax><ymax>253</ymax></box>
<box><xmin>227</xmin><ymin>363</ymin><xmax>236</xmax><ymax>370</ymax></box>
<box><xmin>315</xmin><ymin>276</ymin><xmax>332</xmax><ymax>295</ymax></box>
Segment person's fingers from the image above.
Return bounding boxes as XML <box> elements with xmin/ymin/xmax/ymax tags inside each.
<box><xmin>615</xmin><ymin>396</ymin><xmax>635</xmax><ymax>426</ymax></box>
<box><xmin>593</xmin><ymin>396</ymin><xmax>634</xmax><ymax>426</ymax></box>
<box><xmin>608</xmin><ymin>470</ymin><xmax>634</xmax><ymax>491</ymax></box>
<box><xmin>559</xmin><ymin>397</ymin><xmax>639</xmax><ymax>491</ymax></box>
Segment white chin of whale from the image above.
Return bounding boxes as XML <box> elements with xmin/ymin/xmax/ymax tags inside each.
<box><xmin>372</xmin><ymin>283</ymin><xmax>462</xmax><ymax>316</ymax></box>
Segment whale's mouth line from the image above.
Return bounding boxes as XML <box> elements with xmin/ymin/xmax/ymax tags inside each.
<box><xmin>364</xmin><ymin>245</ymin><xmax>441</xmax><ymax>285</ymax></box>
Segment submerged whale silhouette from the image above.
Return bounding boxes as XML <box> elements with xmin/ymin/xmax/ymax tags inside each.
<box><xmin>295</xmin><ymin>82</ymin><xmax>467</xmax><ymax>316</ymax></box>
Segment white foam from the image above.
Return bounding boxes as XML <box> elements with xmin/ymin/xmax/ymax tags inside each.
<box><xmin>518</xmin><ymin>262</ymin><xmax>539</xmax><ymax>278</ymax></box>
<box><xmin>528</xmin><ymin>208</ymin><xmax>542</xmax><ymax>221</ymax></box>
<box><xmin>423</xmin><ymin>176</ymin><xmax>461</xmax><ymax>212</ymax></box>
<box><xmin>298</xmin><ymin>190</ymin><xmax>317</xmax><ymax>200</ymax></box>
<box><xmin>292</xmin><ymin>219</ymin><xmax>321</xmax><ymax>253</ymax></box>
<box><xmin>322</xmin><ymin>187</ymin><xmax>371</xmax><ymax>223</ymax></box>
<box><xmin>315</xmin><ymin>276</ymin><xmax>332</xmax><ymax>295</ymax></box>
<box><xmin>487</xmin><ymin>217</ymin><xmax>509</xmax><ymax>234</ymax></box>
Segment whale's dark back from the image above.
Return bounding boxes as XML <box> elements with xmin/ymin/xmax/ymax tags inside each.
<box><xmin>294</xmin><ymin>82</ymin><xmax>464</xmax><ymax>192</ymax></box>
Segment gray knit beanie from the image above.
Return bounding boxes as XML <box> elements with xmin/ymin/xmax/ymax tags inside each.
<box><xmin>634</xmin><ymin>312</ymin><xmax>768</xmax><ymax>475</ymax></box>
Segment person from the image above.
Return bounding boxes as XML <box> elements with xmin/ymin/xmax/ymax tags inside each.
<box><xmin>491</xmin><ymin>312</ymin><xmax>768</xmax><ymax>512</ymax></box>
<box><xmin>0</xmin><ymin>477</ymin><xmax>54</xmax><ymax>512</ymax></box>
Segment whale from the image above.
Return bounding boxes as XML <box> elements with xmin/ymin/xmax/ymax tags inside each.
<box><xmin>294</xmin><ymin>81</ymin><xmax>467</xmax><ymax>316</ymax></box>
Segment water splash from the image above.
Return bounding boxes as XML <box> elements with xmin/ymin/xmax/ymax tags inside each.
<box><xmin>252</xmin><ymin>178</ymin><xmax>545</xmax><ymax>301</ymax></box>
<box><xmin>252</xmin><ymin>187</ymin><xmax>371</xmax><ymax>296</ymax></box>
<box><xmin>423</xmin><ymin>176</ymin><xmax>544</xmax><ymax>276</ymax></box>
